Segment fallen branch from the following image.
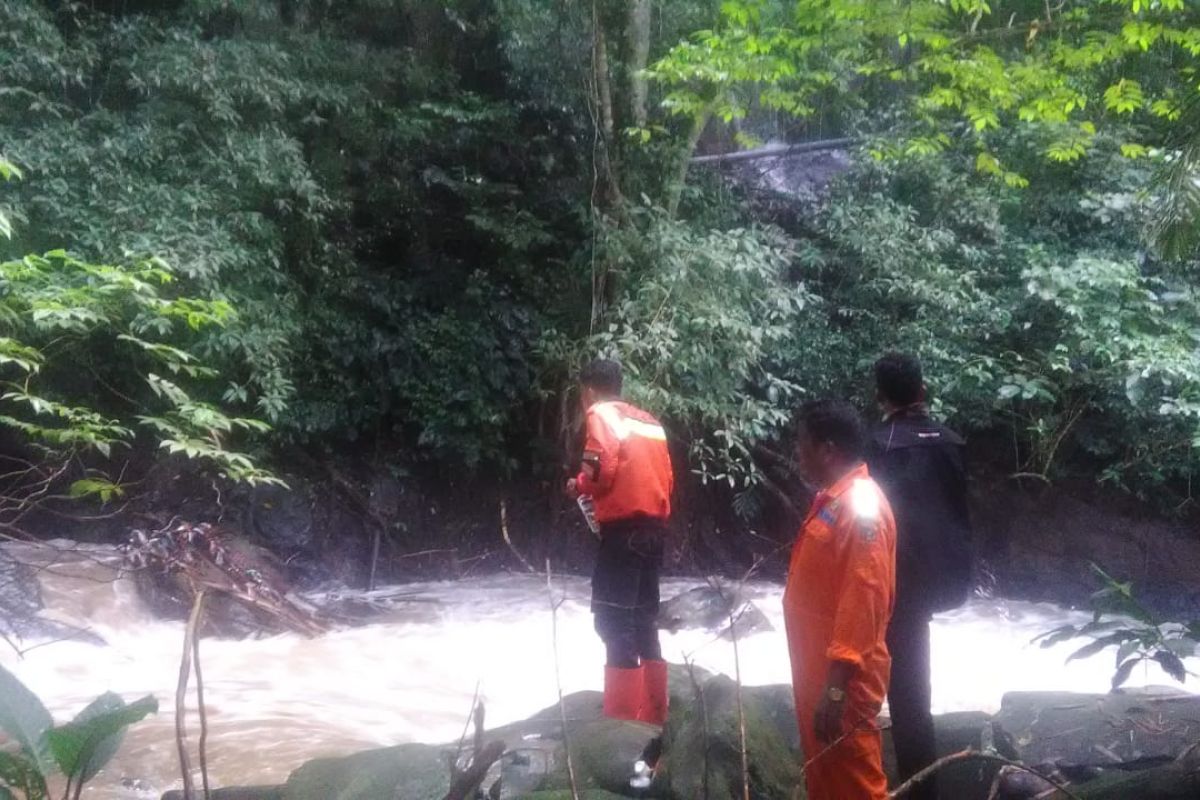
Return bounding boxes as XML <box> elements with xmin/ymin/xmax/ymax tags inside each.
<box><xmin>501</xmin><ymin>499</ymin><xmax>536</xmax><ymax>573</ymax></box>
<box><xmin>175</xmin><ymin>590</ymin><xmax>207</xmax><ymax>800</ymax></box>
<box><xmin>193</xmin><ymin>609</ymin><xmax>211</xmax><ymax>800</ymax></box>
<box><xmin>546</xmin><ymin>558</ymin><xmax>581</xmax><ymax>800</ymax></box>
<box><xmin>442</xmin><ymin>740</ymin><xmax>505</xmax><ymax>800</ymax></box>
<box><xmin>888</xmin><ymin>749</ymin><xmax>1083</xmax><ymax>800</ymax></box>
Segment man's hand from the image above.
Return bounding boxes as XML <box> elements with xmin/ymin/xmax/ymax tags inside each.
<box><xmin>813</xmin><ymin>688</ymin><xmax>846</xmax><ymax>744</ymax></box>
<box><xmin>814</xmin><ymin>660</ymin><xmax>854</xmax><ymax>745</ymax></box>
<box><xmin>565</xmin><ymin>477</ymin><xmax>580</xmax><ymax>499</ymax></box>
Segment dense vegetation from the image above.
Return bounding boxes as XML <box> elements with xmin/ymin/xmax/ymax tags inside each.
<box><xmin>0</xmin><ymin>0</ymin><xmax>1197</xmax><ymax>534</ymax></box>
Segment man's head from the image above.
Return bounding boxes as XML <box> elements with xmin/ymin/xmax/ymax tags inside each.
<box><xmin>874</xmin><ymin>352</ymin><xmax>925</xmax><ymax>415</ymax></box>
<box><xmin>794</xmin><ymin>399</ymin><xmax>866</xmax><ymax>488</ymax></box>
<box><xmin>579</xmin><ymin>358</ymin><xmax>622</xmax><ymax>409</ymax></box>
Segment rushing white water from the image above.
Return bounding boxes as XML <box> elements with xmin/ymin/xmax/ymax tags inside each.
<box><xmin>2</xmin><ymin>540</ymin><xmax>1197</xmax><ymax>798</ymax></box>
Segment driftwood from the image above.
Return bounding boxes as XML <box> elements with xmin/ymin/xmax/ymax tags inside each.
<box><xmin>441</xmin><ymin>697</ymin><xmax>507</xmax><ymax>800</ymax></box>
<box><xmin>126</xmin><ymin>521</ymin><xmax>328</xmax><ymax>637</ymax></box>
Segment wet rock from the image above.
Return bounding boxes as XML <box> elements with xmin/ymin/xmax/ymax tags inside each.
<box><xmin>658</xmin><ymin>584</ymin><xmax>773</xmax><ymax>642</ymax></box>
<box><xmin>718</xmin><ymin>601</ymin><xmax>773</xmax><ymax>641</ymax></box>
<box><xmin>1073</xmin><ymin>742</ymin><xmax>1200</xmax><ymax>799</ymax></box>
<box><xmin>654</xmin><ymin>675</ymin><xmax>801</xmax><ymax>800</ymax></box>
<box><xmin>994</xmin><ymin>688</ymin><xmax>1200</xmax><ymax>767</ymax></box>
<box><xmin>657</xmin><ymin>584</ymin><xmax>740</xmax><ymax>632</ymax></box>
<box><xmin>0</xmin><ymin>549</ymin><xmax>43</xmax><ymax>639</ymax></box>
<box><xmin>0</xmin><ymin>548</ymin><xmax>102</xmax><ymax>645</ymax></box>
<box><xmin>162</xmin><ymin>787</ymin><xmax>283</xmax><ymax>800</ymax></box>
<box><xmin>284</xmin><ymin>742</ymin><xmax>448</xmax><ymax>800</ymax></box>
<box><xmin>248</xmin><ymin>484</ymin><xmax>327</xmax><ymax>588</ymax></box>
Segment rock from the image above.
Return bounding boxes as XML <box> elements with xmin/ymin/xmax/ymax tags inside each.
<box><xmin>973</xmin><ymin>483</ymin><xmax>1200</xmax><ymax>616</ymax></box>
<box><xmin>657</xmin><ymin>584</ymin><xmax>740</xmax><ymax>632</ymax></box>
<box><xmin>568</xmin><ymin>718</ymin><xmax>660</xmax><ymax>795</ymax></box>
<box><xmin>994</xmin><ymin>688</ymin><xmax>1200</xmax><ymax>767</ymax></box>
<box><xmin>284</xmin><ymin>743</ymin><xmax>449</xmax><ymax>800</ymax></box>
<box><xmin>0</xmin><ymin>548</ymin><xmax>103</xmax><ymax>645</ymax></box>
<box><xmin>654</xmin><ymin>675</ymin><xmax>801</xmax><ymax>800</ymax></box>
<box><xmin>1073</xmin><ymin>743</ymin><xmax>1200</xmax><ymax>799</ymax></box>
<box><xmin>162</xmin><ymin>788</ymin><xmax>284</xmax><ymax>800</ymax></box>
<box><xmin>248</xmin><ymin>483</ymin><xmax>334</xmax><ymax>588</ymax></box>
<box><xmin>718</xmin><ymin>601</ymin><xmax>774</xmax><ymax>641</ymax></box>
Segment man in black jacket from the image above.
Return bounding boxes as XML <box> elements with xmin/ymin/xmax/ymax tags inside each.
<box><xmin>868</xmin><ymin>353</ymin><xmax>973</xmax><ymax>800</ymax></box>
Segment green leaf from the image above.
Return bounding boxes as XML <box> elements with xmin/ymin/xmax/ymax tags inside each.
<box><xmin>1152</xmin><ymin>651</ymin><xmax>1187</xmax><ymax>683</ymax></box>
<box><xmin>1112</xmin><ymin>657</ymin><xmax>1141</xmax><ymax>689</ymax></box>
<box><xmin>1067</xmin><ymin>634</ymin><xmax>1126</xmax><ymax>662</ymax></box>
<box><xmin>0</xmin><ymin>664</ymin><xmax>55</xmax><ymax>782</ymax></box>
<box><xmin>45</xmin><ymin>694</ymin><xmax>157</xmax><ymax>784</ymax></box>
<box><xmin>0</xmin><ymin>752</ymin><xmax>41</xmax><ymax>799</ymax></box>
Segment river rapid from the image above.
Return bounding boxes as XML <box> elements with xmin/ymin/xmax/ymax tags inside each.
<box><xmin>2</xmin><ymin>539</ymin><xmax>1196</xmax><ymax>798</ymax></box>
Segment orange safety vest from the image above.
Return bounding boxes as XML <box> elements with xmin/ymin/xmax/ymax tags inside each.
<box><xmin>575</xmin><ymin>400</ymin><xmax>673</xmax><ymax>525</ymax></box>
<box><xmin>783</xmin><ymin>463</ymin><xmax>897</xmax><ymax>799</ymax></box>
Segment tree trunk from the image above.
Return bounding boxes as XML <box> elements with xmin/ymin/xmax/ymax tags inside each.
<box><xmin>666</xmin><ymin>108</ymin><xmax>711</xmax><ymax>217</ymax></box>
<box><xmin>592</xmin><ymin>5</ymin><xmax>615</xmax><ymax>141</ymax></box>
<box><xmin>626</xmin><ymin>0</ymin><xmax>652</xmax><ymax>127</ymax></box>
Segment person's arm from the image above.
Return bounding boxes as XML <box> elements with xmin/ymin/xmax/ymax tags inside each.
<box><xmin>815</xmin><ymin>493</ymin><xmax>894</xmax><ymax>741</ymax></box>
<box><xmin>575</xmin><ymin>408</ymin><xmax>620</xmax><ymax>498</ymax></box>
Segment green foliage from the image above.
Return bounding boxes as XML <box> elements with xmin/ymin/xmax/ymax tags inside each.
<box><xmin>653</xmin><ymin>0</ymin><xmax>1200</xmax><ymax>255</ymax></box>
<box><xmin>585</xmin><ymin>211</ymin><xmax>809</xmax><ymax>485</ymax></box>
<box><xmin>0</xmin><ymin>665</ymin><xmax>156</xmax><ymax>800</ymax></box>
<box><xmin>0</xmin><ymin>247</ymin><xmax>280</xmax><ymax>487</ymax></box>
<box><xmin>0</xmin><ymin>0</ymin><xmax>588</xmax><ymax>471</ymax></box>
<box><xmin>1035</xmin><ymin>565</ymin><xmax>1198</xmax><ymax>689</ymax></box>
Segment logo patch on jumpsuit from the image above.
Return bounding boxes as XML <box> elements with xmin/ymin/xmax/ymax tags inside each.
<box><xmin>850</xmin><ymin>480</ymin><xmax>880</xmax><ymax>543</ymax></box>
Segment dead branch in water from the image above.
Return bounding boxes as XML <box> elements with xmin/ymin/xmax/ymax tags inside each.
<box><xmin>175</xmin><ymin>590</ymin><xmax>207</xmax><ymax>800</ymax></box>
<box><xmin>546</xmin><ymin>558</ymin><xmax>581</xmax><ymax>800</ymax></box>
<box><xmin>500</xmin><ymin>499</ymin><xmax>536</xmax><ymax>573</ymax></box>
<box><xmin>442</xmin><ymin>697</ymin><xmax>504</xmax><ymax>800</ymax></box>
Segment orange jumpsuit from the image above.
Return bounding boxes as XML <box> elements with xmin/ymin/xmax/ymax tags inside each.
<box><xmin>783</xmin><ymin>463</ymin><xmax>897</xmax><ymax>799</ymax></box>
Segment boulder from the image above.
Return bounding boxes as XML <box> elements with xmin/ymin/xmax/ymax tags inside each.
<box><xmin>657</xmin><ymin>584</ymin><xmax>740</xmax><ymax>632</ymax></box>
<box><xmin>654</xmin><ymin>676</ymin><xmax>801</xmax><ymax>800</ymax></box>
<box><xmin>162</xmin><ymin>788</ymin><xmax>284</xmax><ymax>800</ymax></box>
<box><xmin>1072</xmin><ymin>743</ymin><xmax>1200</xmax><ymax>799</ymax></box>
<box><xmin>0</xmin><ymin>547</ymin><xmax>103</xmax><ymax>645</ymax></box>
<box><xmin>284</xmin><ymin>743</ymin><xmax>448</xmax><ymax>800</ymax></box>
<box><xmin>994</xmin><ymin>688</ymin><xmax>1200</xmax><ymax>767</ymax></box>
<box><xmin>248</xmin><ymin>484</ymin><xmax>327</xmax><ymax>588</ymax></box>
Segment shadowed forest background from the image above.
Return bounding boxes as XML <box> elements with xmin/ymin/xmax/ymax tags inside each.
<box><xmin>1</xmin><ymin>0</ymin><xmax>1198</xmax><ymax>590</ymax></box>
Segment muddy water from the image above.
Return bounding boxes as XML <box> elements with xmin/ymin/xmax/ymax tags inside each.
<box><xmin>2</xmin><ymin>540</ymin><xmax>1197</xmax><ymax>798</ymax></box>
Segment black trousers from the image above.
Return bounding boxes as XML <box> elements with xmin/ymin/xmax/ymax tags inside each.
<box><xmin>887</xmin><ymin>606</ymin><xmax>938</xmax><ymax>800</ymax></box>
<box><xmin>591</xmin><ymin>518</ymin><xmax>665</xmax><ymax>669</ymax></box>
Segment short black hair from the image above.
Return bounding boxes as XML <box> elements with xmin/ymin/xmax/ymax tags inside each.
<box><xmin>874</xmin><ymin>352</ymin><xmax>923</xmax><ymax>407</ymax></box>
<box><xmin>798</xmin><ymin>399</ymin><xmax>866</xmax><ymax>460</ymax></box>
<box><xmin>580</xmin><ymin>358</ymin><xmax>622</xmax><ymax>395</ymax></box>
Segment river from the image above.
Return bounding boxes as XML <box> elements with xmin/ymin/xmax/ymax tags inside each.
<box><xmin>1</xmin><ymin>539</ymin><xmax>1196</xmax><ymax>798</ymax></box>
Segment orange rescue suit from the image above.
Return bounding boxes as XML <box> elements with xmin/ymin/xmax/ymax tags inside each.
<box><xmin>575</xmin><ymin>401</ymin><xmax>673</xmax><ymax>525</ymax></box>
<box><xmin>783</xmin><ymin>463</ymin><xmax>897</xmax><ymax>800</ymax></box>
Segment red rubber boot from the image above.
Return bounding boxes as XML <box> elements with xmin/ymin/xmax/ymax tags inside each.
<box><xmin>603</xmin><ymin>665</ymin><xmax>644</xmax><ymax>721</ymax></box>
<box><xmin>638</xmin><ymin>659</ymin><xmax>669</xmax><ymax>725</ymax></box>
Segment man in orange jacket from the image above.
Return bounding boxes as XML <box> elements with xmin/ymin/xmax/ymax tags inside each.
<box><xmin>566</xmin><ymin>359</ymin><xmax>674</xmax><ymax>725</ymax></box>
<box><xmin>785</xmin><ymin>399</ymin><xmax>897</xmax><ymax>799</ymax></box>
